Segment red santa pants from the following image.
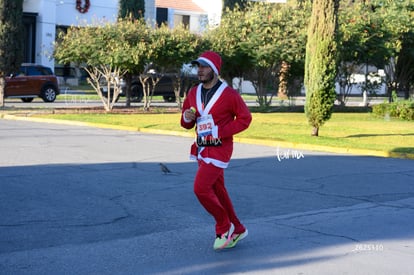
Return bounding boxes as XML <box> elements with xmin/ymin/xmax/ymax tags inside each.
<box><xmin>194</xmin><ymin>160</ymin><xmax>245</xmax><ymax>235</ymax></box>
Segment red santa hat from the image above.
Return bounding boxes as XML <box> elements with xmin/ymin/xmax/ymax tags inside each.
<box><xmin>191</xmin><ymin>51</ymin><xmax>222</xmax><ymax>75</ymax></box>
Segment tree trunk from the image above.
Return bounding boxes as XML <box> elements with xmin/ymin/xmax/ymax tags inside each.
<box><xmin>311</xmin><ymin>126</ymin><xmax>319</xmax><ymax>137</ymax></box>
<box><xmin>277</xmin><ymin>61</ymin><xmax>290</xmax><ymax>99</ymax></box>
<box><xmin>124</xmin><ymin>73</ymin><xmax>132</xmax><ymax>107</ymax></box>
<box><xmin>0</xmin><ymin>77</ymin><xmax>5</xmax><ymax>107</ymax></box>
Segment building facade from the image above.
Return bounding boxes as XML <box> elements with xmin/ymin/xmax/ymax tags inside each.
<box><xmin>23</xmin><ymin>0</ymin><xmax>119</xmax><ymax>69</ymax></box>
<box><xmin>154</xmin><ymin>0</ymin><xmax>221</xmax><ymax>31</ymax></box>
<box><xmin>22</xmin><ymin>0</ymin><xmax>220</xmax><ymax>70</ymax></box>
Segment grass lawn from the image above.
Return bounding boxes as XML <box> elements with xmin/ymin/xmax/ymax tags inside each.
<box><xmin>36</xmin><ymin>111</ymin><xmax>414</xmax><ymax>158</ymax></box>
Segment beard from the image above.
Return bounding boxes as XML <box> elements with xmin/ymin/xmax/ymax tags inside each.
<box><xmin>200</xmin><ymin>70</ymin><xmax>215</xmax><ymax>84</ymax></box>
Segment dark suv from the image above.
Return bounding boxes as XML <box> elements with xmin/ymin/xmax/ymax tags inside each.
<box><xmin>101</xmin><ymin>65</ymin><xmax>199</xmax><ymax>102</ymax></box>
<box><xmin>124</xmin><ymin>73</ymin><xmax>199</xmax><ymax>102</ymax></box>
<box><xmin>5</xmin><ymin>63</ymin><xmax>60</xmax><ymax>102</ymax></box>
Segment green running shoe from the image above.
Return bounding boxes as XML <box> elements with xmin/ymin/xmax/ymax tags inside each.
<box><xmin>226</xmin><ymin>229</ymin><xmax>248</xmax><ymax>249</ymax></box>
<box><xmin>213</xmin><ymin>223</ymin><xmax>234</xmax><ymax>250</ymax></box>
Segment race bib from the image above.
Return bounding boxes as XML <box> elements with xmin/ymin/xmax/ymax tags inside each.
<box><xmin>197</xmin><ymin>115</ymin><xmax>215</xmax><ymax>137</ymax></box>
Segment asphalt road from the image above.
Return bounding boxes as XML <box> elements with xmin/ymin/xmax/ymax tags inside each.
<box><xmin>0</xmin><ymin>119</ymin><xmax>413</xmax><ymax>274</ymax></box>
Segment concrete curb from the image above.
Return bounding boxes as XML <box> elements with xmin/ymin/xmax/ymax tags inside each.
<box><xmin>2</xmin><ymin>114</ymin><xmax>413</xmax><ymax>160</ymax></box>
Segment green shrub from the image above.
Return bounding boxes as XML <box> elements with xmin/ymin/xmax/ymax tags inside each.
<box><xmin>372</xmin><ymin>100</ymin><xmax>414</xmax><ymax>121</ymax></box>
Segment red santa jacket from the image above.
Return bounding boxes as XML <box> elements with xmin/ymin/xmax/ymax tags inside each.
<box><xmin>180</xmin><ymin>82</ymin><xmax>252</xmax><ymax>168</ymax></box>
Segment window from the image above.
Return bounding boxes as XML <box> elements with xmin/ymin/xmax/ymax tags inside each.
<box><xmin>156</xmin><ymin>7</ymin><xmax>168</xmax><ymax>27</ymax></box>
<box><xmin>23</xmin><ymin>13</ymin><xmax>37</xmax><ymax>63</ymax></box>
<box><xmin>174</xmin><ymin>14</ymin><xmax>190</xmax><ymax>28</ymax></box>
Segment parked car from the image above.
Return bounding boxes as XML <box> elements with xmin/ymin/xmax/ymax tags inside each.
<box><xmin>101</xmin><ymin>66</ymin><xmax>199</xmax><ymax>102</ymax></box>
<box><xmin>54</xmin><ymin>65</ymin><xmax>89</xmax><ymax>86</ymax></box>
<box><xmin>123</xmin><ymin>73</ymin><xmax>199</xmax><ymax>102</ymax></box>
<box><xmin>5</xmin><ymin>63</ymin><xmax>60</xmax><ymax>102</ymax></box>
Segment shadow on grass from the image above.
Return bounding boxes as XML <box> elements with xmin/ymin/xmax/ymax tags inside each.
<box><xmin>391</xmin><ymin>147</ymin><xmax>414</xmax><ymax>156</ymax></box>
<box><xmin>345</xmin><ymin>133</ymin><xmax>414</xmax><ymax>138</ymax></box>
<box><xmin>249</xmin><ymin>105</ymin><xmax>372</xmax><ymax>113</ymax></box>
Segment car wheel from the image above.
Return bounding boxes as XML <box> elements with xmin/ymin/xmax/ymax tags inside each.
<box><xmin>21</xmin><ymin>97</ymin><xmax>34</xmax><ymax>103</ymax></box>
<box><xmin>41</xmin><ymin>86</ymin><xmax>57</xmax><ymax>102</ymax></box>
<box><xmin>163</xmin><ymin>95</ymin><xmax>176</xmax><ymax>102</ymax></box>
<box><xmin>130</xmin><ymin>83</ymin><xmax>143</xmax><ymax>102</ymax></box>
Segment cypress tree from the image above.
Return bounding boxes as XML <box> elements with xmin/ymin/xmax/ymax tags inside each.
<box><xmin>304</xmin><ymin>0</ymin><xmax>340</xmax><ymax>136</ymax></box>
<box><xmin>0</xmin><ymin>0</ymin><xmax>24</xmax><ymax>107</ymax></box>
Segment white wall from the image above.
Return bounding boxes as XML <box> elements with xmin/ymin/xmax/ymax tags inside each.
<box><xmin>22</xmin><ymin>0</ymin><xmax>217</xmax><ymax>69</ymax></box>
<box><xmin>145</xmin><ymin>0</ymin><xmax>156</xmax><ymax>28</ymax></box>
<box><xmin>168</xmin><ymin>9</ymin><xmax>206</xmax><ymax>33</ymax></box>
<box><xmin>55</xmin><ymin>1</ymin><xmax>118</xmax><ymax>27</ymax></box>
<box><xmin>193</xmin><ymin>0</ymin><xmax>222</xmax><ymax>27</ymax></box>
<box><xmin>23</xmin><ymin>0</ymin><xmax>120</xmax><ymax>69</ymax></box>
<box><xmin>24</xmin><ymin>0</ymin><xmax>57</xmax><ymax>68</ymax></box>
